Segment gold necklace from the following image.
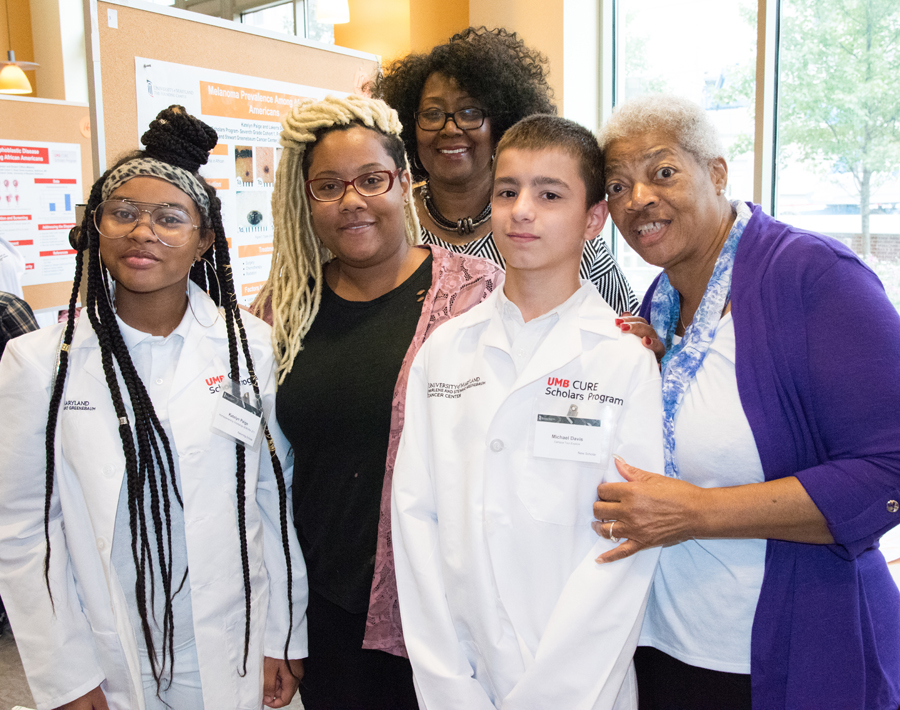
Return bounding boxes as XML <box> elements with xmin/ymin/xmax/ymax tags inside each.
<box><xmin>678</xmin><ymin>296</ymin><xmax>689</xmax><ymax>333</ymax></box>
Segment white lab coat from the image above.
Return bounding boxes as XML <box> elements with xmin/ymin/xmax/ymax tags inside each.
<box><xmin>0</xmin><ymin>284</ymin><xmax>308</xmax><ymax>710</ymax></box>
<box><xmin>0</xmin><ymin>234</ymin><xmax>26</xmax><ymax>298</ymax></box>
<box><xmin>392</xmin><ymin>285</ymin><xmax>664</xmax><ymax>710</ymax></box>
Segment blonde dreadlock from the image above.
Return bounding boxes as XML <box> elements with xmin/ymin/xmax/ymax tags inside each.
<box><xmin>257</xmin><ymin>94</ymin><xmax>421</xmax><ymax>383</ymax></box>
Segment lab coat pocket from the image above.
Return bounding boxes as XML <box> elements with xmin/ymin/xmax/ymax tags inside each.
<box><xmin>518</xmin><ymin>396</ymin><xmax>620</xmax><ymax>526</ymax></box>
<box><xmin>59</xmin><ymin>401</ymin><xmax>126</xmax><ymax>529</ymax></box>
<box><xmin>59</xmin><ymin>395</ymin><xmax>124</xmax><ymax>485</ymax></box>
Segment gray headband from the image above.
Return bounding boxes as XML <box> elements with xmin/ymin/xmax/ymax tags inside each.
<box><xmin>102</xmin><ymin>157</ymin><xmax>210</xmax><ymax>217</ymax></box>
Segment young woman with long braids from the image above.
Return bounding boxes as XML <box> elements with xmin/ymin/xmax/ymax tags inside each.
<box><xmin>0</xmin><ymin>106</ymin><xmax>307</xmax><ymax>710</ymax></box>
<box><xmin>253</xmin><ymin>94</ymin><xmax>501</xmax><ymax>709</ymax></box>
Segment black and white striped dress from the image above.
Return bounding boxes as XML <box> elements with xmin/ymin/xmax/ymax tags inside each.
<box><xmin>420</xmin><ymin>228</ymin><xmax>639</xmax><ymax>315</ymax></box>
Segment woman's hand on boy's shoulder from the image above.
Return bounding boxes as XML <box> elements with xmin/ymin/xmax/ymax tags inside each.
<box><xmin>263</xmin><ymin>656</ymin><xmax>305</xmax><ymax>707</ymax></box>
<box><xmin>615</xmin><ymin>312</ymin><xmax>665</xmax><ymax>362</ymax></box>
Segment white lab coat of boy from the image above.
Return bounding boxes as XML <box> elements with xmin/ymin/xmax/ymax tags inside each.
<box><xmin>392</xmin><ymin>283</ymin><xmax>664</xmax><ymax>710</ymax></box>
<box><xmin>0</xmin><ymin>285</ymin><xmax>308</xmax><ymax>710</ymax></box>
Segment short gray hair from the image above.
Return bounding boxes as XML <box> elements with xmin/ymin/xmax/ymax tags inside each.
<box><xmin>598</xmin><ymin>94</ymin><xmax>724</xmax><ymax>166</ymax></box>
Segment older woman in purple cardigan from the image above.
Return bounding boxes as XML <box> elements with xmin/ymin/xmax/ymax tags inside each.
<box><xmin>593</xmin><ymin>94</ymin><xmax>900</xmax><ymax>710</ymax></box>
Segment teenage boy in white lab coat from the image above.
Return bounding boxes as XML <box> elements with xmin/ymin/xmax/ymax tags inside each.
<box><xmin>391</xmin><ymin>114</ymin><xmax>665</xmax><ymax>710</ymax></box>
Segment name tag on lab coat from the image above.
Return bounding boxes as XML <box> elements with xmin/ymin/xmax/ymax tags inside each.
<box><xmin>212</xmin><ymin>388</ymin><xmax>264</xmax><ymax>450</ymax></box>
<box><xmin>533</xmin><ymin>414</ymin><xmax>607</xmax><ymax>463</ymax></box>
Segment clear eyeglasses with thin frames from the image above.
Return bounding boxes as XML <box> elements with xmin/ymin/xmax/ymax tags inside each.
<box><xmin>93</xmin><ymin>199</ymin><xmax>199</xmax><ymax>248</ymax></box>
<box><xmin>305</xmin><ymin>168</ymin><xmax>403</xmax><ymax>203</ymax></box>
<box><xmin>414</xmin><ymin>108</ymin><xmax>488</xmax><ymax>131</ymax></box>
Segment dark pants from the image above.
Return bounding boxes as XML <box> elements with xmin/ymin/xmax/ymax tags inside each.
<box><xmin>635</xmin><ymin>646</ymin><xmax>752</xmax><ymax>710</ymax></box>
<box><xmin>300</xmin><ymin>589</ymin><xmax>418</xmax><ymax>710</ymax></box>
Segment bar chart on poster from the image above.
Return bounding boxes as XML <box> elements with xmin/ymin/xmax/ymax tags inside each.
<box><xmin>0</xmin><ymin>140</ymin><xmax>82</xmax><ymax>289</ymax></box>
<box><xmin>40</xmin><ymin>189</ymin><xmax>74</xmax><ymax>216</ymax></box>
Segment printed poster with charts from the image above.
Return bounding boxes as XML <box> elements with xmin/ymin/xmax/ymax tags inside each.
<box><xmin>135</xmin><ymin>57</ymin><xmax>346</xmax><ymax>306</ymax></box>
<box><xmin>0</xmin><ymin>140</ymin><xmax>81</xmax><ymax>289</ymax></box>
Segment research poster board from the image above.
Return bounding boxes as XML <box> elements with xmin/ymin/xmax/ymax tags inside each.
<box><xmin>134</xmin><ymin>58</ymin><xmax>342</xmax><ymax>305</ymax></box>
<box><xmin>0</xmin><ymin>140</ymin><xmax>82</xmax><ymax>291</ymax></box>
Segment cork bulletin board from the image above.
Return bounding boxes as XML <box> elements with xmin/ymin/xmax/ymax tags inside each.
<box><xmin>83</xmin><ymin>0</ymin><xmax>379</xmax><ymax>304</ymax></box>
<box><xmin>91</xmin><ymin>0</ymin><xmax>379</xmax><ymax>176</ymax></box>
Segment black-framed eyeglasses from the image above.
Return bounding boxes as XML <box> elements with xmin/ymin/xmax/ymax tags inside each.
<box><xmin>305</xmin><ymin>169</ymin><xmax>403</xmax><ymax>203</ymax></box>
<box><xmin>93</xmin><ymin>199</ymin><xmax>199</xmax><ymax>248</ymax></box>
<box><xmin>414</xmin><ymin>108</ymin><xmax>488</xmax><ymax>132</ymax></box>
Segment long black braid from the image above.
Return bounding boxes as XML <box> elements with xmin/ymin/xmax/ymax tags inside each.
<box><xmin>42</xmin><ymin>105</ymin><xmax>296</xmax><ymax>693</ymax></box>
<box><xmin>191</xmin><ymin>176</ymin><xmax>296</xmax><ymax>674</ymax></box>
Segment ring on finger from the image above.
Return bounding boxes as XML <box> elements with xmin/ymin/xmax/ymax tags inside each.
<box><xmin>609</xmin><ymin>521</ymin><xmax>620</xmax><ymax>543</ymax></box>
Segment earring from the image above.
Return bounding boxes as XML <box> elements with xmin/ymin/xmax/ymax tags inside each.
<box><xmin>98</xmin><ymin>252</ymin><xmax>116</xmax><ymax>315</ymax></box>
<box><xmin>187</xmin><ymin>257</ymin><xmax>221</xmax><ymax>328</ymax></box>
<box><xmin>412</xmin><ymin>152</ymin><xmax>427</xmax><ymax>175</ymax></box>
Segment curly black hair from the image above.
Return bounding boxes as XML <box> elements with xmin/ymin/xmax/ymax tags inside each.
<box><xmin>373</xmin><ymin>26</ymin><xmax>556</xmax><ymax>181</ymax></box>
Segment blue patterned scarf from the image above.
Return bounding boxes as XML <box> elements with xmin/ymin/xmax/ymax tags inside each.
<box><xmin>650</xmin><ymin>200</ymin><xmax>751</xmax><ymax>478</ymax></box>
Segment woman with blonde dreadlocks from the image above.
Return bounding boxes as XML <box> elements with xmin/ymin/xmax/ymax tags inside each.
<box><xmin>0</xmin><ymin>106</ymin><xmax>307</xmax><ymax>710</ymax></box>
<box><xmin>254</xmin><ymin>94</ymin><xmax>502</xmax><ymax>709</ymax></box>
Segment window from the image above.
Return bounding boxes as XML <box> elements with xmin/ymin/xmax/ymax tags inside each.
<box><xmin>179</xmin><ymin>0</ymin><xmax>334</xmax><ymax>44</ymax></box>
<box><xmin>611</xmin><ymin>0</ymin><xmax>757</xmax><ymax>300</ymax></box>
<box><xmin>239</xmin><ymin>0</ymin><xmax>335</xmax><ymax>44</ymax></box>
<box><xmin>303</xmin><ymin>0</ymin><xmax>337</xmax><ymax>44</ymax></box>
<box><xmin>609</xmin><ymin>0</ymin><xmax>900</xmax><ymax>313</ymax></box>
<box><xmin>241</xmin><ymin>2</ymin><xmax>295</xmax><ymax>35</ymax></box>
<box><xmin>774</xmin><ymin>0</ymin><xmax>900</xmax><ymax>308</ymax></box>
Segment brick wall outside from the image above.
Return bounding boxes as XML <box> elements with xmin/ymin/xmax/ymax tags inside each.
<box><xmin>830</xmin><ymin>233</ymin><xmax>900</xmax><ymax>261</ymax></box>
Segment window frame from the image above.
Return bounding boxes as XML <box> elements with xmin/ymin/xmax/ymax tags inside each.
<box><xmin>239</xmin><ymin>0</ymin><xmax>299</xmax><ymax>36</ymax></box>
<box><xmin>600</xmin><ymin>0</ymin><xmax>781</xmax><ymax>258</ymax></box>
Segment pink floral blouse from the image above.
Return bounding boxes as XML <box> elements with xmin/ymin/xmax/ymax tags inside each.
<box><xmin>362</xmin><ymin>245</ymin><xmax>503</xmax><ymax>657</ymax></box>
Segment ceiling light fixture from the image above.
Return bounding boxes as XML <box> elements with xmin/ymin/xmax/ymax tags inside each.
<box><xmin>1</xmin><ymin>1</ymin><xmax>38</xmax><ymax>95</ymax></box>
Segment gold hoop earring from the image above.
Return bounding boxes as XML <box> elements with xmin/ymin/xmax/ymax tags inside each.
<box><xmin>187</xmin><ymin>257</ymin><xmax>221</xmax><ymax>328</ymax></box>
<box><xmin>412</xmin><ymin>151</ymin><xmax>427</xmax><ymax>176</ymax></box>
<box><xmin>98</xmin><ymin>252</ymin><xmax>116</xmax><ymax>315</ymax></box>
<box><xmin>202</xmin><ymin>257</ymin><xmax>222</xmax><ymax>309</ymax></box>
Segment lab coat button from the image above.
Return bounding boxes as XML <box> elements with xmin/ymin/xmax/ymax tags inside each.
<box><xmin>888</xmin><ymin>500</ymin><xmax>899</xmax><ymax>513</ymax></box>
<box><xmin>490</xmin><ymin>439</ymin><xmax>504</xmax><ymax>452</ymax></box>
<box><xmin>156</xmin><ymin>378</ymin><xmax>164</xmax><ymax>385</ymax></box>
<box><xmin>102</xmin><ymin>464</ymin><xmax>116</xmax><ymax>478</ymax></box>
<box><xmin>96</xmin><ymin>538</ymin><xmax>107</xmax><ymax>551</ymax></box>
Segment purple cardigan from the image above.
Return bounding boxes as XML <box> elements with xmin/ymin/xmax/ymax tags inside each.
<box><xmin>641</xmin><ymin>204</ymin><xmax>900</xmax><ymax>709</ymax></box>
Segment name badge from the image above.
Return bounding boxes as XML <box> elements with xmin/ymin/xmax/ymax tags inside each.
<box><xmin>212</xmin><ymin>387</ymin><xmax>264</xmax><ymax>450</ymax></box>
<box><xmin>533</xmin><ymin>410</ymin><xmax>607</xmax><ymax>463</ymax></box>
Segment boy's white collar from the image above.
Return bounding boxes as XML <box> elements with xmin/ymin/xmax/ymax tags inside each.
<box><xmin>496</xmin><ymin>281</ymin><xmax>593</xmax><ymax>325</ymax></box>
